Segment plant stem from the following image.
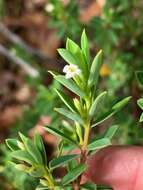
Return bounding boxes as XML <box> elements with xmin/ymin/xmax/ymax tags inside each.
<box><xmin>82</xmin><ymin>122</ymin><xmax>90</xmax><ymax>151</ymax></box>
<box><xmin>44</xmin><ymin>169</ymin><xmax>55</xmax><ymax>189</ymax></box>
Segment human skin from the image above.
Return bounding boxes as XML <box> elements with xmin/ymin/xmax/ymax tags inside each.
<box><xmin>85</xmin><ymin>145</ymin><xmax>143</xmax><ymax>190</ymax></box>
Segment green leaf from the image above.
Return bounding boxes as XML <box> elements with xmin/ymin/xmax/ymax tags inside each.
<box><xmin>6</xmin><ymin>139</ymin><xmax>19</xmax><ymax>151</ymax></box>
<box><xmin>66</xmin><ymin>38</ymin><xmax>88</xmax><ymax>78</ymax></box>
<box><xmin>137</xmin><ymin>98</ymin><xmax>143</xmax><ymax>110</ymax></box>
<box><xmin>88</xmin><ymin>138</ymin><xmax>111</xmax><ymax>151</ymax></box>
<box><xmin>66</xmin><ymin>38</ymin><xmax>81</xmax><ymax>54</ymax></box>
<box><xmin>136</xmin><ymin>71</ymin><xmax>143</xmax><ymax>86</ymax></box>
<box><xmin>104</xmin><ymin>125</ymin><xmax>119</xmax><ymax>139</ymax></box>
<box><xmin>44</xmin><ymin>126</ymin><xmax>77</xmax><ymax>145</ymax></box>
<box><xmin>58</xmin><ymin>48</ymin><xmax>78</xmax><ymax>65</ymax></box>
<box><xmin>55</xmin><ymin>89</ymin><xmax>76</xmax><ymax>112</ymax></box>
<box><xmin>112</xmin><ymin>96</ymin><xmax>131</xmax><ymax>111</ymax></box>
<box><xmin>29</xmin><ymin>166</ymin><xmax>45</xmax><ymax>178</ymax></box>
<box><xmin>19</xmin><ymin>133</ymin><xmax>43</xmax><ymax>164</ymax></box>
<box><xmin>139</xmin><ymin>113</ymin><xmax>143</xmax><ymax>122</ymax></box>
<box><xmin>81</xmin><ymin>29</ymin><xmax>90</xmax><ymax>63</ymax></box>
<box><xmin>55</xmin><ymin>108</ymin><xmax>84</xmax><ymax>125</ymax></box>
<box><xmin>88</xmin><ymin>50</ymin><xmax>103</xmax><ymax>88</ymax></box>
<box><xmin>34</xmin><ymin>134</ymin><xmax>47</xmax><ymax>165</ymax></box>
<box><xmin>81</xmin><ymin>182</ymin><xmax>97</xmax><ymax>190</ymax></box>
<box><xmin>36</xmin><ymin>185</ymin><xmax>49</xmax><ymax>190</ymax></box>
<box><xmin>54</xmin><ymin>75</ymin><xmax>85</xmax><ymax>98</ymax></box>
<box><xmin>18</xmin><ymin>132</ymin><xmax>29</xmax><ymax>144</ymax></box>
<box><xmin>89</xmin><ymin>91</ymin><xmax>107</xmax><ymax>118</ymax></box>
<box><xmin>92</xmin><ymin>96</ymin><xmax>131</xmax><ymax>128</ymax></box>
<box><xmin>62</xmin><ymin>164</ymin><xmax>86</xmax><ymax>186</ymax></box>
<box><xmin>11</xmin><ymin>150</ymin><xmax>36</xmax><ymax>165</ymax></box>
<box><xmin>50</xmin><ymin>154</ymin><xmax>79</xmax><ymax>170</ymax></box>
<box><xmin>91</xmin><ymin>110</ymin><xmax>115</xmax><ymax>127</ymax></box>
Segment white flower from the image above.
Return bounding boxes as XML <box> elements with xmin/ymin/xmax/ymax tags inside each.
<box><xmin>63</xmin><ymin>64</ymin><xmax>81</xmax><ymax>79</ymax></box>
<box><xmin>45</xmin><ymin>4</ymin><xmax>54</xmax><ymax>13</ymax></box>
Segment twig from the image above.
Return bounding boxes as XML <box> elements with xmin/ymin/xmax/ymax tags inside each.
<box><xmin>0</xmin><ymin>22</ymin><xmax>48</xmax><ymax>60</ymax></box>
<box><xmin>0</xmin><ymin>44</ymin><xmax>39</xmax><ymax>77</ymax></box>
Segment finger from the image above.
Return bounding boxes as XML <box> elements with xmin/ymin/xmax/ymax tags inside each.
<box><xmin>85</xmin><ymin>145</ymin><xmax>143</xmax><ymax>190</ymax></box>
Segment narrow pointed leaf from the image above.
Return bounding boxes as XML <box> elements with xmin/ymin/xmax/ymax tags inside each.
<box><xmin>91</xmin><ymin>110</ymin><xmax>115</xmax><ymax>128</ymax></box>
<box><xmin>29</xmin><ymin>166</ymin><xmax>45</xmax><ymax>178</ymax></box>
<box><xmin>6</xmin><ymin>139</ymin><xmax>19</xmax><ymax>151</ymax></box>
<box><xmin>44</xmin><ymin>127</ymin><xmax>77</xmax><ymax>145</ymax></box>
<box><xmin>66</xmin><ymin>38</ymin><xmax>80</xmax><ymax>54</ymax></box>
<box><xmin>54</xmin><ymin>75</ymin><xmax>85</xmax><ymax>98</ymax></box>
<box><xmin>66</xmin><ymin>38</ymin><xmax>88</xmax><ymax>77</ymax></box>
<box><xmin>137</xmin><ymin>98</ymin><xmax>143</xmax><ymax>110</ymax></box>
<box><xmin>89</xmin><ymin>91</ymin><xmax>107</xmax><ymax>118</ymax></box>
<box><xmin>55</xmin><ymin>89</ymin><xmax>76</xmax><ymax>112</ymax></box>
<box><xmin>36</xmin><ymin>185</ymin><xmax>49</xmax><ymax>190</ymax></box>
<box><xmin>58</xmin><ymin>48</ymin><xmax>78</xmax><ymax>65</ymax></box>
<box><xmin>92</xmin><ymin>96</ymin><xmax>131</xmax><ymax>128</ymax></box>
<box><xmin>81</xmin><ymin>182</ymin><xmax>97</xmax><ymax>190</ymax></box>
<box><xmin>81</xmin><ymin>29</ymin><xmax>90</xmax><ymax>63</ymax></box>
<box><xmin>11</xmin><ymin>150</ymin><xmax>36</xmax><ymax>165</ymax></box>
<box><xmin>88</xmin><ymin>50</ymin><xmax>103</xmax><ymax>88</ymax></box>
<box><xmin>104</xmin><ymin>125</ymin><xmax>119</xmax><ymax>139</ymax></box>
<box><xmin>19</xmin><ymin>133</ymin><xmax>43</xmax><ymax>164</ymax></box>
<box><xmin>19</xmin><ymin>132</ymin><xmax>28</xmax><ymax>143</ymax></box>
<box><xmin>112</xmin><ymin>96</ymin><xmax>131</xmax><ymax>111</ymax></box>
<box><xmin>55</xmin><ymin>108</ymin><xmax>84</xmax><ymax>125</ymax></box>
<box><xmin>34</xmin><ymin>134</ymin><xmax>47</xmax><ymax>165</ymax></box>
<box><xmin>50</xmin><ymin>154</ymin><xmax>79</xmax><ymax>170</ymax></box>
<box><xmin>62</xmin><ymin>164</ymin><xmax>86</xmax><ymax>186</ymax></box>
<box><xmin>139</xmin><ymin>113</ymin><xmax>143</xmax><ymax>122</ymax></box>
<box><xmin>88</xmin><ymin>138</ymin><xmax>111</xmax><ymax>151</ymax></box>
<box><xmin>24</xmin><ymin>139</ymin><xmax>43</xmax><ymax>164</ymax></box>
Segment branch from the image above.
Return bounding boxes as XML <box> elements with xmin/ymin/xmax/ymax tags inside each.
<box><xmin>0</xmin><ymin>44</ymin><xmax>39</xmax><ymax>77</ymax></box>
<box><xmin>0</xmin><ymin>22</ymin><xmax>49</xmax><ymax>60</ymax></box>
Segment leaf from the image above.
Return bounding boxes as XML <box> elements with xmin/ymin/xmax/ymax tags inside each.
<box><xmin>89</xmin><ymin>91</ymin><xmax>107</xmax><ymax>118</ymax></box>
<box><xmin>66</xmin><ymin>38</ymin><xmax>88</xmax><ymax>78</ymax></box>
<box><xmin>81</xmin><ymin>182</ymin><xmax>97</xmax><ymax>190</ymax></box>
<box><xmin>62</xmin><ymin>164</ymin><xmax>86</xmax><ymax>186</ymax></box>
<box><xmin>66</xmin><ymin>38</ymin><xmax>81</xmax><ymax>54</ymax></box>
<box><xmin>6</xmin><ymin>139</ymin><xmax>19</xmax><ymax>151</ymax></box>
<box><xmin>137</xmin><ymin>98</ymin><xmax>143</xmax><ymax>110</ymax></box>
<box><xmin>19</xmin><ymin>132</ymin><xmax>28</xmax><ymax>143</ymax></box>
<box><xmin>136</xmin><ymin>71</ymin><xmax>143</xmax><ymax>86</ymax></box>
<box><xmin>36</xmin><ymin>185</ymin><xmax>49</xmax><ymax>190</ymax></box>
<box><xmin>54</xmin><ymin>75</ymin><xmax>85</xmax><ymax>98</ymax></box>
<box><xmin>58</xmin><ymin>48</ymin><xmax>78</xmax><ymax>65</ymax></box>
<box><xmin>55</xmin><ymin>89</ymin><xmax>76</xmax><ymax>112</ymax></box>
<box><xmin>29</xmin><ymin>166</ymin><xmax>45</xmax><ymax>178</ymax></box>
<box><xmin>139</xmin><ymin>113</ymin><xmax>143</xmax><ymax>122</ymax></box>
<box><xmin>11</xmin><ymin>150</ymin><xmax>36</xmax><ymax>165</ymax></box>
<box><xmin>91</xmin><ymin>110</ymin><xmax>115</xmax><ymax>128</ymax></box>
<box><xmin>81</xmin><ymin>29</ymin><xmax>90</xmax><ymax>63</ymax></box>
<box><xmin>34</xmin><ymin>134</ymin><xmax>47</xmax><ymax>165</ymax></box>
<box><xmin>44</xmin><ymin>126</ymin><xmax>77</xmax><ymax>145</ymax></box>
<box><xmin>88</xmin><ymin>138</ymin><xmax>111</xmax><ymax>151</ymax></box>
<box><xmin>19</xmin><ymin>133</ymin><xmax>43</xmax><ymax>164</ymax></box>
<box><xmin>50</xmin><ymin>154</ymin><xmax>79</xmax><ymax>170</ymax></box>
<box><xmin>112</xmin><ymin>96</ymin><xmax>131</xmax><ymax>111</ymax></box>
<box><xmin>104</xmin><ymin>125</ymin><xmax>119</xmax><ymax>139</ymax></box>
<box><xmin>88</xmin><ymin>50</ymin><xmax>103</xmax><ymax>88</ymax></box>
<box><xmin>55</xmin><ymin>108</ymin><xmax>84</xmax><ymax>125</ymax></box>
<box><xmin>92</xmin><ymin>96</ymin><xmax>131</xmax><ymax>128</ymax></box>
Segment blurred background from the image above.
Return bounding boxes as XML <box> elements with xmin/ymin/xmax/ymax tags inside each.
<box><xmin>0</xmin><ymin>0</ymin><xmax>143</xmax><ymax>189</ymax></box>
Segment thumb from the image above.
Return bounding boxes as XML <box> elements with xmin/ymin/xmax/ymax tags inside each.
<box><xmin>85</xmin><ymin>145</ymin><xmax>143</xmax><ymax>190</ymax></box>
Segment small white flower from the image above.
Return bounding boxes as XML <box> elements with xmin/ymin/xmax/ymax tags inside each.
<box><xmin>45</xmin><ymin>3</ymin><xmax>54</xmax><ymax>13</ymax></box>
<box><xmin>63</xmin><ymin>64</ymin><xmax>81</xmax><ymax>79</ymax></box>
